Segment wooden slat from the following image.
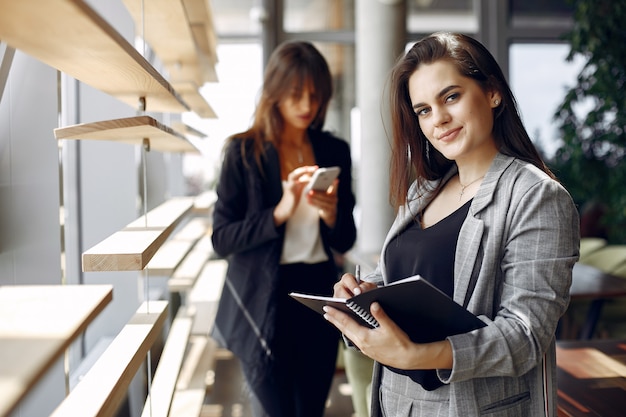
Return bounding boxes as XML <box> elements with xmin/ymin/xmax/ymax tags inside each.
<box><xmin>172</xmin><ymin>123</ymin><xmax>208</xmax><ymax>140</ymax></box>
<box><xmin>83</xmin><ymin>197</ymin><xmax>194</xmax><ymax>272</ymax></box>
<box><xmin>140</xmin><ymin>307</ymin><xmax>194</xmax><ymax>417</ymax></box>
<box><xmin>0</xmin><ymin>0</ymin><xmax>189</xmax><ymax>113</ymax></box>
<box><xmin>168</xmin><ymin>236</ymin><xmax>214</xmax><ymax>293</ymax></box>
<box><xmin>172</xmin><ymin>82</ymin><xmax>217</xmax><ymax>119</ymax></box>
<box><xmin>54</xmin><ymin>116</ymin><xmax>199</xmax><ymax>154</ymax></box>
<box><xmin>173</xmin><ymin>217</ymin><xmax>209</xmax><ymax>242</ymax></box>
<box><xmin>169</xmin><ymin>335</ymin><xmax>219</xmax><ymax>417</ymax></box>
<box><xmin>192</xmin><ymin>190</ymin><xmax>217</xmax><ymax>215</ymax></box>
<box><xmin>188</xmin><ymin>259</ymin><xmax>227</xmax><ymax>335</ymax></box>
<box><xmin>0</xmin><ymin>285</ymin><xmax>113</xmax><ymax>417</ymax></box>
<box><xmin>146</xmin><ymin>217</ymin><xmax>209</xmax><ymax>276</ymax></box>
<box><xmin>50</xmin><ymin>300</ymin><xmax>169</xmax><ymax>417</ymax></box>
<box><xmin>182</xmin><ymin>0</ymin><xmax>219</xmax><ymax>83</ymax></box>
<box><xmin>122</xmin><ymin>0</ymin><xmax>202</xmax><ymax>85</ymax></box>
<box><xmin>146</xmin><ymin>239</ymin><xmax>196</xmax><ymax>276</ymax></box>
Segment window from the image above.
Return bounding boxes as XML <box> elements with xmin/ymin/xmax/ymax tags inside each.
<box><xmin>509</xmin><ymin>43</ymin><xmax>585</xmax><ymax>159</ymax></box>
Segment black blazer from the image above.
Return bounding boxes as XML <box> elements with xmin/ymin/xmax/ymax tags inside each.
<box><xmin>211</xmin><ymin>129</ymin><xmax>356</xmax><ymax>382</ymax></box>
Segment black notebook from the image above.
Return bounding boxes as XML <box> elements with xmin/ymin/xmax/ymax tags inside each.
<box><xmin>290</xmin><ymin>274</ymin><xmax>485</xmax><ymax>343</ymax></box>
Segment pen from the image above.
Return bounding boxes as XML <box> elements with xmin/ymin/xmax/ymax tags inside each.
<box><xmin>355</xmin><ymin>264</ymin><xmax>361</xmax><ymax>284</ymax></box>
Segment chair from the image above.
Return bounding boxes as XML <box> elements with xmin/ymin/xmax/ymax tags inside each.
<box><xmin>577</xmin><ymin>245</ymin><xmax>626</xmax><ymax>274</ymax></box>
<box><xmin>613</xmin><ymin>262</ymin><xmax>626</xmax><ymax>278</ymax></box>
<box><xmin>578</xmin><ymin>237</ymin><xmax>608</xmax><ymax>263</ymax></box>
<box><xmin>584</xmin><ymin>245</ymin><xmax>626</xmax><ymax>338</ymax></box>
<box><xmin>563</xmin><ymin>245</ymin><xmax>626</xmax><ymax>339</ymax></box>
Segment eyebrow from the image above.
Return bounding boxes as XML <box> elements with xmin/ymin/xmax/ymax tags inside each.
<box><xmin>412</xmin><ymin>85</ymin><xmax>461</xmax><ymax>111</ymax></box>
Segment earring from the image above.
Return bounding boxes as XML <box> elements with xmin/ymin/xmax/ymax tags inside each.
<box><xmin>494</xmin><ymin>99</ymin><xmax>500</xmax><ymax>106</ymax></box>
<box><xmin>425</xmin><ymin>141</ymin><xmax>430</xmax><ymax>162</ymax></box>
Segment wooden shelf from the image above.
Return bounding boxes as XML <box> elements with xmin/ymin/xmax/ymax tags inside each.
<box><xmin>54</xmin><ymin>116</ymin><xmax>199</xmax><ymax>153</ymax></box>
<box><xmin>82</xmin><ymin>197</ymin><xmax>195</xmax><ymax>272</ymax></box>
<box><xmin>183</xmin><ymin>0</ymin><xmax>219</xmax><ymax>83</ymax></box>
<box><xmin>0</xmin><ymin>285</ymin><xmax>113</xmax><ymax>417</ymax></box>
<box><xmin>50</xmin><ymin>300</ymin><xmax>168</xmax><ymax>417</ymax></box>
<box><xmin>123</xmin><ymin>0</ymin><xmax>218</xmax><ymax>86</ymax></box>
<box><xmin>192</xmin><ymin>190</ymin><xmax>217</xmax><ymax>214</ymax></box>
<box><xmin>172</xmin><ymin>123</ymin><xmax>208</xmax><ymax>140</ymax></box>
<box><xmin>146</xmin><ymin>217</ymin><xmax>209</xmax><ymax>276</ymax></box>
<box><xmin>0</xmin><ymin>0</ymin><xmax>189</xmax><ymax>113</ymax></box>
<box><xmin>172</xmin><ymin>82</ymin><xmax>217</xmax><ymax>119</ymax></box>
<box><xmin>140</xmin><ymin>307</ymin><xmax>194</xmax><ymax>417</ymax></box>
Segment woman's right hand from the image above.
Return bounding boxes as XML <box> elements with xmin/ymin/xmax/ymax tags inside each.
<box><xmin>333</xmin><ymin>272</ymin><xmax>377</xmax><ymax>298</ymax></box>
<box><xmin>273</xmin><ymin>166</ymin><xmax>318</xmax><ymax>226</ymax></box>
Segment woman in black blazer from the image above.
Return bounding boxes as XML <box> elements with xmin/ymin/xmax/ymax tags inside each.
<box><xmin>211</xmin><ymin>41</ymin><xmax>356</xmax><ymax>417</ymax></box>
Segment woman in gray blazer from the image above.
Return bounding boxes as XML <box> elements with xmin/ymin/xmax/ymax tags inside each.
<box><xmin>324</xmin><ymin>32</ymin><xmax>579</xmax><ymax>416</ymax></box>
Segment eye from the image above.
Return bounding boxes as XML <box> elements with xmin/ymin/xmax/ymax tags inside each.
<box><xmin>415</xmin><ymin>107</ymin><xmax>430</xmax><ymax>117</ymax></box>
<box><xmin>445</xmin><ymin>92</ymin><xmax>460</xmax><ymax>103</ymax></box>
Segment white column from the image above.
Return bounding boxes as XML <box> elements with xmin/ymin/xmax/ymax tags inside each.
<box><xmin>355</xmin><ymin>0</ymin><xmax>406</xmax><ymax>256</ymax></box>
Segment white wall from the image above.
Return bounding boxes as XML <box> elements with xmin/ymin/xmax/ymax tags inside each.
<box><xmin>0</xmin><ymin>47</ymin><xmax>66</xmax><ymax>417</ymax></box>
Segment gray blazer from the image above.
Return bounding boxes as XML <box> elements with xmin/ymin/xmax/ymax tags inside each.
<box><xmin>365</xmin><ymin>153</ymin><xmax>580</xmax><ymax>416</ymax></box>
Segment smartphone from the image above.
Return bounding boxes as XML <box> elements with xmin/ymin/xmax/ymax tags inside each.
<box><xmin>305</xmin><ymin>166</ymin><xmax>341</xmax><ymax>193</ymax></box>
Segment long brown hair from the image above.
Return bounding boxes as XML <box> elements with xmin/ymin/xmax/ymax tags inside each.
<box><xmin>231</xmin><ymin>41</ymin><xmax>333</xmax><ymax>171</ymax></box>
<box><xmin>388</xmin><ymin>32</ymin><xmax>554</xmax><ymax>209</ymax></box>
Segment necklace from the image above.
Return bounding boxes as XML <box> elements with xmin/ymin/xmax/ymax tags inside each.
<box><xmin>280</xmin><ymin>140</ymin><xmax>305</xmax><ymax>174</ymax></box>
<box><xmin>458</xmin><ymin>175</ymin><xmax>484</xmax><ymax>201</ymax></box>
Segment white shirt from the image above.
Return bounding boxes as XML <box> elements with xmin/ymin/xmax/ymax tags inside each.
<box><xmin>280</xmin><ymin>182</ymin><xmax>328</xmax><ymax>265</ymax></box>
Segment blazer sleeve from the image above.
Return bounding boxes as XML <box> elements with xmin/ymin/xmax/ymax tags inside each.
<box><xmin>441</xmin><ymin>174</ymin><xmax>580</xmax><ymax>383</ymax></box>
<box><xmin>211</xmin><ymin>140</ymin><xmax>282</xmax><ymax>258</ymax></box>
<box><xmin>317</xmin><ymin>136</ymin><xmax>357</xmax><ymax>254</ymax></box>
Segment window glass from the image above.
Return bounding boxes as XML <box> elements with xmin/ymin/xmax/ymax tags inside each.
<box><xmin>510</xmin><ymin>0</ymin><xmax>574</xmax><ymax>17</ymax></box>
<box><xmin>407</xmin><ymin>0</ymin><xmax>477</xmax><ymax>33</ymax></box>
<box><xmin>183</xmin><ymin>43</ymin><xmax>264</xmax><ymax>190</ymax></box>
<box><xmin>211</xmin><ymin>0</ymin><xmax>261</xmax><ymax>36</ymax></box>
<box><xmin>509</xmin><ymin>43</ymin><xmax>585</xmax><ymax>159</ymax></box>
<box><xmin>312</xmin><ymin>42</ymin><xmax>356</xmax><ymax>142</ymax></box>
<box><xmin>283</xmin><ymin>0</ymin><xmax>355</xmax><ymax>32</ymax></box>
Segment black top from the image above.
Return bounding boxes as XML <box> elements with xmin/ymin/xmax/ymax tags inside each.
<box><xmin>383</xmin><ymin>199</ymin><xmax>471</xmax><ymax>390</ymax></box>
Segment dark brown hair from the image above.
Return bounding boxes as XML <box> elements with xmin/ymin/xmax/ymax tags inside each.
<box><xmin>231</xmin><ymin>41</ymin><xmax>333</xmax><ymax>171</ymax></box>
<box><xmin>388</xmin><ymin>32</ymin><xmax>554</xmax><ymax>209</ymax></box>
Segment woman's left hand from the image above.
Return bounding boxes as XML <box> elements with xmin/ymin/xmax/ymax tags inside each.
<box><xmin>323</xmin><ymin>300</ymin><xmax>453</xmax><ymax>370</ymax></box>
<box><xmin>307</xmin><ymin>179</ymin><xmax>339</xmax><ymax>227</ymax></box>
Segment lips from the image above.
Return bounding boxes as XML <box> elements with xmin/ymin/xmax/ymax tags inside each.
<box><xmin>438</xmin><ymin>127</ymin><xmax>461</xmax><ymax>142</ymax></box>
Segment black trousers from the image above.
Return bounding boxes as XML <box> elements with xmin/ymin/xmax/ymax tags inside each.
<box><xmin>244</xmin><ymin>261</ymin><xmax>341</xmax><ymax>417</ymax></box>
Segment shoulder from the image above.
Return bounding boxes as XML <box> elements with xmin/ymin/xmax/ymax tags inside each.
<box><xmin>470</xmin><ymin>154</ymin><xmax>577</xmax><ymax>218</ymax></box>
<box><xmin>309</xmin><ymin>129</ymin><xmax>352</xmax><ymax>168</ymax></box>
<box><xmin>223</xmin><ymin>135</ymin><xmax>251</xmax><ymax>156</ymax></box>
<box><xmin>499</xmin><ymin>156</ymin><xmax>565</xmax><ymax>195</ymax></box>
<box><xmin>310</xmin><ymin>129</ymin><xmax>350</xmax><ymax>151</ymax></box>
<box><xmin>223</xmin><ymin>135</ymin><xmax>276</xmax><ymax>164</ymax></box>
<box><xmin>490</xmin><ymin>154</ymin><xmax>576</xmax><ymax>210</ymax></box>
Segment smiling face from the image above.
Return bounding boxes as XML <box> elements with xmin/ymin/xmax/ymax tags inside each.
<box><xmin>408</xmin><ymin>59</ymin><xmax>500</xmax><ymax>163</ymax></box>
<box><xmin>278</xmin><ymin>78</ymin><xmax>320</xmax><ymax>133</ymax></box>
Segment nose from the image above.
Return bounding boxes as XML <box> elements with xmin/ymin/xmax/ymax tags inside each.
<box><xmin>298</xmin><ymin>92</ymin><xmax>312</xmax><ymax>112</ymax></box>
<box><xmin>432</xmin><ymin>106</ymin><xmax>450</xmax><ymax>126</ymax></box>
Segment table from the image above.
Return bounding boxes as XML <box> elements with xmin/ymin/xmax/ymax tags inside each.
<box><xmin>556</xmin><ymin>339</ymin><xmax>626</xmax><ymax>417</ymax></box>
<box><xmin>0</xmin><ymin>284</ymin><xmax>113</xmax><ymax>417</ymax></box>
<box><xmin>570</xmin><ymin>263</ymin><xmax>626</xmax><ymax>339</ymax></box>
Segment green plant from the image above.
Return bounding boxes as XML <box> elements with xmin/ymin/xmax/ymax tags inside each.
<box><xmin>550</xmin><ymin>0</ymin><xmax>626</xmax><ymax>243</ymax></box>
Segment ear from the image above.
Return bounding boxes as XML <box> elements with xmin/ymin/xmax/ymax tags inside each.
<box><xmin>489</xmin><ymin>91</ymin><xmax>502</xmax><ymax>108</ymax></box>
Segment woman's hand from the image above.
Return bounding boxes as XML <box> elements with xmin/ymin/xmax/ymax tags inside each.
<box><xmin>333</xmin><ymin>271</ymin><xmax>376</xmax><ymax>298</ymax></box>
<box><xmin>326</xmin><ymin>274</ymin><xmax>453</xmax><ymax>370</ymax></box>
<box><xmin>307</xmin><ymin>178</ymin><xmax>339</xmax><ymax>227</ymax></box>
<box><xmin>273</xmin><ymin>166</ymin><xmax>317</xmax><ymax>226</ymax></box>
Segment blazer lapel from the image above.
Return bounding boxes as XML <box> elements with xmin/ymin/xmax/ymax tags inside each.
<box><xmin>454</xmin><ymin>153</ymin><xmax>515</xmax><ymax>306</ymax></box>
